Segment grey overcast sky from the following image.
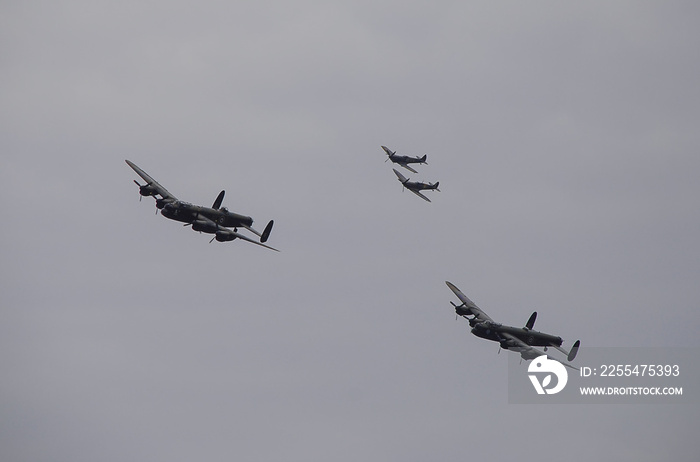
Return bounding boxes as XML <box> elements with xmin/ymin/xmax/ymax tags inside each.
<box><xmin>2</xmin><ymin>1</ymin><xmax>699</xmax><ymax>460</ymax></box>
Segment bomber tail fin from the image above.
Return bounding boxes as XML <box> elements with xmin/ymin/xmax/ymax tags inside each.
<box><xmin>261</xmin><ymin>220</ymin><xmax>274</xmax><ymax>243</ymax></box>
<box><xmin>420</xmin><ymin>154</ymin><xmax>427</xmax><ymax>164</ymax></box>
<box><xmin>567</xmin><ymin>340</ymin><xmax>581</xmax><ymax>362</ymax></box>
<box><xmin>525</xmin><ymin>311</ymin><xmax>537</xmax><ymax>330</ymax></box>
<box><xmin>212</xmin><ymin>190</ymin><xmax>225</xmax><ymax>209</ymax></box>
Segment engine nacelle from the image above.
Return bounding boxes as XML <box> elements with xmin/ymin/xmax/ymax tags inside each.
<box><xmin>192</xmin><ymin>220</ymin><xmax>218</xmax><ymax>233</ymax></box>
<box><xmin>520</xmin><ymin>349</ymin><xmax>541</xmax><ymax>360</ymax></box>
<box><xmin>155</xmin><ymin>198</ymin><xmax>172</xmax><ymax>209</ymax></box>
<box><xmin>455</xmin><ymin>306</ymin><xmax>471</xmax><ymax>317</ymax></box>
<box><xmin>215</xmin><ymin>231</ymin><xmax>237</xmax><ymax>242</ymax></box>
<box><xmin>139</xmin><ymin>185</ymin><xmax>157</xmax><ymax>197</ymax></box>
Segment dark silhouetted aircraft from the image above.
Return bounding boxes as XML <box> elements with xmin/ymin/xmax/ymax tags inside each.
<box><xmin>446</xmin><ymin>281</ymin><xmax>580</xmax><ymax>368</ymax></box>
<box><xmin>381</xmin><ymin>145</ymin><xmax>427</xmax><ymax>173</ymax></box>
<box><xmin>126</xmin><ymin>160</ymin><xmax>278</xmax><ymax>251</ymax></box>
<box><xmin>393</xmin><ymin>169</ymin><xmax>440</xmax><ymax>202</ymax></box>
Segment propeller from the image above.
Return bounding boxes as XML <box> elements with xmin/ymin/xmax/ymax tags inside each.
<box><xmin>133</xmin><ymin>180</ymin><xmax>143</xmax><ymax>201</ymax></box>
<box><xmin>133</xmin><ymin>180</ymin><xmax>162</xmax><ymax>214</ymax></box>
<box><xmin>450</xmin><ymin>301</ymin><xmax>459</xmax><ymax>321</ymax></box>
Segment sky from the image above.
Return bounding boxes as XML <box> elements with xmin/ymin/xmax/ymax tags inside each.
<box><xmin>2</xmin><ymin>1</ymin><xmax>699</xmax><ymax>460</ymax></box>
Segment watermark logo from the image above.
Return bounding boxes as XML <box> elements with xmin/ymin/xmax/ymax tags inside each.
<box><xmin>528</xmin><ymin>355</ymin><xmax>568</xmax><ymax>395</ymax></box>
<box><xmin>509</xmin><ymin>348</ymin><xmax>696</xmax><ymax>404</ymax></box>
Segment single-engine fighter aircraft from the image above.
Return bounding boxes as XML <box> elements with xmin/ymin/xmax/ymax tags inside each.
<box><xmin>445</xmin><ymin>281</ymin><xmax>580</xmax><ymax>368</ymax></box>
<box><xmin>393</xmin><ymin>169</ymin><xmax>440</xmax><ymax>202</ymax></box>
<box><xmin>381</xmin><ymin>145</ymin><xmax>427</xmax><ymax>173</ymax></box>
<box><xmin>126</xmin><ymin>160</ymin><xmax>278</xmax><ymax>251</ymax></box>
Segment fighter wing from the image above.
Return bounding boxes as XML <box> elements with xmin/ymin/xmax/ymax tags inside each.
<box><xmin>398</xmin><ymin>163</ymin><xmax>418</xmax><ymax>174</ymax></box>
<box><xmin>407</xmin><ymin>188</ymin><xmax>431</xmax><ymax>202</ymax></box>
<box><xmin>445</xmin><ymin>281</ymin><xmax>493</xmax><ymax>323</ymax></box>
<box><xmin>393</xmin><ymin>168</ymin><xmax>408</xmax><ymax>183</ymax></box>
<box><xmin>500</xmin><ymin>332</ymin><xmax>579</xmax><ymax>370</ymax></box>
<box><xmin>381</xmin><ymin>145</ymin><xmax>395</xmax><ymax>156</ymax></box>
<box><xmin>125</xmin><ymin>160</ymin><xmax>177</xmax><ymax>200</ymax></box>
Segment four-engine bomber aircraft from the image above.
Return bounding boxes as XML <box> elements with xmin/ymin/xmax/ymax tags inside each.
<box><xmin>381</xmin><ymin>145</ymin><xmax>427</xmax><ymax>173</ymax></box>
<box><xmin>126</xmin><ymin>160</ymin><xmax>278</xmax><ymax>251</ymax></box>
<box><xmin>393</xmin><ymin>168</ymin><xmax>440</xmax><ymax>202</ymax></box>
<box><xmin>446</xmin><ymin>281</ymin><xmax>580</xmax><ymax>368</ymax></box>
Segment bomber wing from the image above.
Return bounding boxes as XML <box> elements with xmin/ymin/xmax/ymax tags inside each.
<box><xmin>193</xmin><ymin>215</ymin><xmax>279</xmax><ymax>251</ymax></box>
<box><xmin>500</xmin><ymin>332</ymin><xmax>579</xmax><ymax>370</ymax></box>
<box><xmin>214</xmin><ymin>226</ymin><xmax>280</xmax><ymax>252</ymax></box>
<box><xmin>445</xmin><ymin>281</ymin><xmax>493</xmax><ymax>323</ymax></box>
<box><xmin>125</xmin><ymin>160</ymin><xmax>177</xmax><ymax>201</ymax></box>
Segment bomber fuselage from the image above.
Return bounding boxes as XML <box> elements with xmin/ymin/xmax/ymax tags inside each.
<box><xmin>160</xmin><ymin>201</ymin><xmax>254</xmax><ymax>229</ymax></box>
<box><xmin>470</xmin><ymin>321</ymin><xmax>563</xmax><ymax>347</ymax></box>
